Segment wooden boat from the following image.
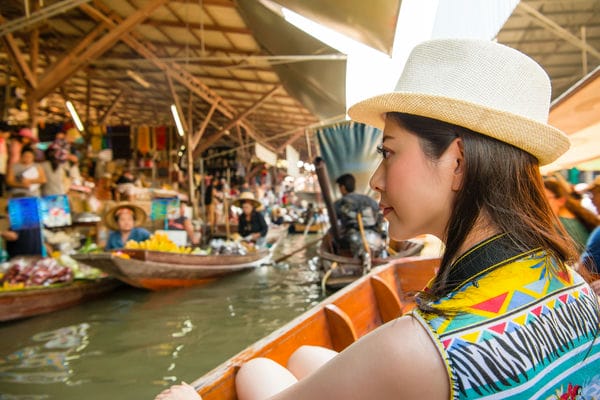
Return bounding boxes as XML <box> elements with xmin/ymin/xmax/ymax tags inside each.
<box><xmin>0</xmin><ymin>277</ymin><xmax>120</xmax><ymax>322</ymax></box>
<box><xmin>288</xmin><ymin>222</ymin><xmax>326</xmax><ymax>234</ymax></box>
<box><xmin>185</xmin><ymin>256</ymin><xmax>439</xmax><ymax>400</ymax></box>
<box><xmin>319</xmin><ymin>234</ymin><xmax>425</xmax><ymax>290</ymax></box>
<box><xmin>73</xmin><ymin>248</ymin><xmax>273</xmax><ymax>290</ymax></box>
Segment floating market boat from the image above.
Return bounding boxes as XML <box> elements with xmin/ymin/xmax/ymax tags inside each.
<box><xmin>0</xmin><ymin>277</ymin><xmax>120</xmax><ymax>322</ymax></box>
<box><xmin>73</xmin><ymin>248</ymin><xmax>273</xmax><ymax>290</ymax></box>
<box><xmin>319</xmin><ymin>233</ymin><xmax>425</xmax><ymax>290</ymax></box>
<box><xmin>181</xmin><ymin>256</ymin><xmax>439</xmax><ymax>400</ymax></box>
<box><xmin>288</xmin><ymin>222</ymin><xmax>327</xmax><ymax>234</ymax></box>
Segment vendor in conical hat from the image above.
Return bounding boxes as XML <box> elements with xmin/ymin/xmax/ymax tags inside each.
<box><xmin>233</xmin><ymin>191</ymin><xmax>268</xmax><ymax>246</ymax></box>
<box><xmin>104</xmin><ymin>202</ymin><xmax>150</xmax><ymax>250</ymax></box>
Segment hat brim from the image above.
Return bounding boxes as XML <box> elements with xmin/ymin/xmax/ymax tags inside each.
<box><xmin>233</xmin><ymin>199</ymin><xmax>262</xmax><ymax>209</ymax></box>
<box><xmin>348</xmin><ymin>93</ymin><xmax>569</xmax><ymax>166</ymax></box>
<box><xmin>103</xmin><ymin>203</ymin><xmax>147</xmax><ymax>231</ymax></box>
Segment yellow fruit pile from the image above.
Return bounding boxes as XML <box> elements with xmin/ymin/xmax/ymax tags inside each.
<box><xmin>125</xmin><ymin>233</ymin><xmax>192</xmax><ymax>254</ymax></box>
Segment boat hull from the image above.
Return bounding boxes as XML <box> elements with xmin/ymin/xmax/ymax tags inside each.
<box><xmin>186</xmin><ymin>256</ymin><xmax>439</xmax><ymax>399</ymax></box>
<box><xmin>0</xmin><ymin>278</ymin><xmax>120</xmax><ymax>322</ymax></box>
<box><xmin>73</xmin><ymin>249</ymin><xmax>271</xmax><ymax>290</ymax></box>
<box><xmin>319</xmin><ymin>236</ymin><xmax>425</xmax><ymax>290</ymax></box>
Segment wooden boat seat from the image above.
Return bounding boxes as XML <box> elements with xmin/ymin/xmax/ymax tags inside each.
<box><xmin>370</xmin><ymin>275</ymin><xmax>404</xmax><ymax>322</ymax></box>
<box><xmin>324</xmin><ymin>304</ymin><xmax>358</xmax><ymax>352</ymax></box>
<box><xmin>393</xmin><ymin>257</ymin><xmax>439</xmax><ymax>313</ymax></box>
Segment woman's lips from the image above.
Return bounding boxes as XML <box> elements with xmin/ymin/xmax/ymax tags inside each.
<box><xmin>380</xmin><ymin>205</ymin><xmax>393</xmax><ymax>217</ymax></box>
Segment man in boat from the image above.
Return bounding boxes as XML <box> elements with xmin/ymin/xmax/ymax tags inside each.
<box><xmin>332</xmin><ymin>173</ymin><xmax>386</xmax><ymax>263</ymax></box>
<box><xmin>167</xmin><ymin>199</ymin><xmax>200</xmax><ymax>246</ymax></box>
<box><xmin>104</xmin><ymin>203</ymin><xmax>151</xmax><ymax>250</ymax></box>
<box><xmin>233</xmin><ymin>192</ymin><xmax>268</xmax><ymax>247</ymax></box>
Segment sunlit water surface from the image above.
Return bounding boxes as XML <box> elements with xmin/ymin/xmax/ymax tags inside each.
<box><xmin>0</xmin><ymin>234</ymin><xmax>324</xmax><ymax>400</ymax></box>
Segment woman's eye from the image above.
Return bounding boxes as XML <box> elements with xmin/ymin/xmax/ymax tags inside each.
<box><xmin>376</xmin><ymin>144</ymin><xmax>391</xmax><ymax>160</ymax></box>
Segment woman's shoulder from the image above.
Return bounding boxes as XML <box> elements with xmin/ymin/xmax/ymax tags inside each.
<box><xmin>341</xmin><ymin>315</ymin><xmax>449</xmax><ymax>399</ymax></box>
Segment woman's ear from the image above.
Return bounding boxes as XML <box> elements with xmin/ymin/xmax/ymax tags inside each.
<box><xmin>450</xmin><ymin>138</ymin><xmax>465</xmax><ymax>192</ymax></box>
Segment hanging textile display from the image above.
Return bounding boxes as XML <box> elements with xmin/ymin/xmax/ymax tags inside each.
<box><xmin>155</xmin><ymin>126</ymin><xmax>167</xmax><ymax>151</ymax></box>
<box><xmin>137</xmin><ymin>125</ymin><xmax>151</xmax><ymax>155</ymax></box>
<box><xmin>109</xmin><ymin>125</ymin><xmax>132</xmax><ymax>159</ymax></box>
<box><xmin>89</xmin><ymin>125</ymin><xmax>104</xmax><ymax>152</ymax></box>
<box><xmin>316</xmin><ymin>121</ymin><xmax>381</xmax><ymax>196</ymax></box>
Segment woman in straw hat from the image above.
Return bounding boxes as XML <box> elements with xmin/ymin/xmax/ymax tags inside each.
<box><xmin>233</xmin><ymin>191</ymin><xmax>268</xmax><ymax>247</ymax></box>
<box><xmin>104</xmin><ymin>203</ymin><xmax>150</xmax><ymax>250</ymax></box>
<box><xmin>156</xmin><ymin>39</ymin><xmax>600</xmax><ymax>400</ymax></box>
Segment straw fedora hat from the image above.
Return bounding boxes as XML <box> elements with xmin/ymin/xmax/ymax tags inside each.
<box><xmin>103</xmin><ymin>202</ymin><xmax>147</xmax><ymax>231</ymax></box>
<box><xmin>348</xmin><ymin>39</ymin><xmax>569</xmax><ymax>165</ymax></box>
<box><xmin>233</xmin><ymin>191</ymin><xmax>262</xmax><ymax>209</ymax></box>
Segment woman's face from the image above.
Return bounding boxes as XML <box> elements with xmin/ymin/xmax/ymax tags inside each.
<box><xmin>116</xmin><ymin>209</ymin><xmax>135</xmax><ymax>232</ymax></box>
<box><xmin>20</xmin><ymin>151</ymin><xmax>34</xmax><ymax>165</ymax></box>
<box><xmin>242</xmin><ymin>202</ymin><xmax>253</xmax><ymax>215</ymax></box>
<box><xmin>369</xmin><ymin>117</ymin><xmax>461</xmax><ymax>242</ymax></box>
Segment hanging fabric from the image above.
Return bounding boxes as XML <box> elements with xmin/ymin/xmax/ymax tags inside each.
<box><xmin>155</xmin><ymin>126</ymin><xmax>167</xmax><ymax>150</ymax></box>
<box><xmin>137</xmin><ymin>125</ymin><xmax>151</xmax><ymax>155</ymax></box>
<box><xmin>89</xmin><ymin>125</ymin><xmax>104</xmax><ymax>152</ymax></box>
<box><xmin>315</xmin><ymin>121</ymin><xmax>382</xmax><ymax>197</ymax></box>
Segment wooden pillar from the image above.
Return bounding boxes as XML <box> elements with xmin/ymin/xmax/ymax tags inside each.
<box><xmin>186</xmin><ymin>92</ymin><xmax>197</xmax><ymax>219</ymax></box>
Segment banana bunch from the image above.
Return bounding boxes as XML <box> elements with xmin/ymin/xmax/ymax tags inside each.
<box><xmin>125</xmin><ymin>233</ymin><xmax>192</xmax><ymax>254</ymax></box>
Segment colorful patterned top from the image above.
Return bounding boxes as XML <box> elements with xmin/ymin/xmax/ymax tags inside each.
<box><xmin>412</xmin><ymin>234</ymin><xmax>600</xmax><ymax>399</ymax></box>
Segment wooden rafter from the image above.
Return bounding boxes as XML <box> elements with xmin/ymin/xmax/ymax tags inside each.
<box><xmin>0</xmin><ymin>12</ymin><xmax>37</xmax><ymax>90</ymax></box>
<box><xmin>32</xmin><ymin>0</ymin><xmax>168</xmax><ymax>101</ymax></box>
<box><xmin>517</xmin><ymin>2</ymin><xmax>600</xmax><ymax>60</ymax></box>
<box><xmin>191</xmin><ymin>100</ymin><xmax>219</xmax><ymax>151</ymax></box>
<box><xmin>277</xmin><ymin>129</ymin><xmax>305</xmax><ymax>153</ymax></box>
<box><xmin>143</xmin><ymin>18</ymin><xmax>251</xmax><ymax>35</ymax></box>
<box><xmin>195</xmin><ymin>84</ymin><xmax>282</xmax><ymax>156</ymax></box>
<box><xmin>99</xmin><ymin>89</ymin><xmax>126</xmax><ymax>125</ymax></box>
<box><xmin>79</xmin><ymin>1</ymin><xmax>267</xmax><ymax>143</ymax></box>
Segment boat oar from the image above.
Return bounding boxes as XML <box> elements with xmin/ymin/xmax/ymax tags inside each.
<box><xmin>357</xmin><ymin>213</ymin><xmax>373</xmax><ymax>273</ymax></box>
<box><xmin>273</xmin><ymin>236</ymin><xmax>323</xmax><ymax>263</ymax></box>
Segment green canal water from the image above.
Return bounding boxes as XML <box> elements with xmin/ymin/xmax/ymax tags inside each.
<box><xmin>0</xmin><ymin>234</ymin><xmax>324</xmax><ymax>400</ymax></box>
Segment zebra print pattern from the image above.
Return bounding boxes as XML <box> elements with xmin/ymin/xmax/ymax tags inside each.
<box><xmin>413</xmin><ymin>243</ymin><xmax>600</xmax><ymax>399</ymax></box>
<box><xmin>446</xmin><ymin>285</ymin><xmax>599</xmax><ymax>397</ymax></box>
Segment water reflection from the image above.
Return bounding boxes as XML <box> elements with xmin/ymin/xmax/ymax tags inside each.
<box><xmin>0</xmin><ymin>234</ymin><xmax>324</xmax><ymax>400</ymax></box>
<box><xmin>0</xmin><ymin>323</ymin><xmax>90</xmax><ymax>386</ymax></box>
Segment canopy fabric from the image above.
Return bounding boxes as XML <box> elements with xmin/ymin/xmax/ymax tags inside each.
<box><xmin>237</xmin><ymin>0</ymin><xmax>346</xmax><ymax>120</ymax></box>
<box><xmin>271</xmin><ymin>0</ymin><xmax>402</xmax><ymax>56</ymax></box>
<box><xmin>316</xmin><ymin>121</ymin><xmax>382</xmax><ymax>198</ymax></box>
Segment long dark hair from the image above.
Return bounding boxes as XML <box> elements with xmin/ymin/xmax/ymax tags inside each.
<box><xmin>386</xmin><ymin>113</ymin><xmax>579</xmax><ymax>309</ymax></box>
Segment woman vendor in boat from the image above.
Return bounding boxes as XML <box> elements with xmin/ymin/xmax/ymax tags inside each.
<box><xmin>155</xmin><ymin>39</ymin><xmax>600</xmax><ymax>400</ymax></box>
<box><xmin>233</xmin><ymin>192</ymin><xmax>268</xmax><ymax>247</ymax></box>
<box><xmin>104</xmin><ymin>203</ymin><xmax>151</xmax><ymax>250</ymax></box>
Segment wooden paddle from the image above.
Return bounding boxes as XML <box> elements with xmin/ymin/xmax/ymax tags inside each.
<box><xmin>273</xmin><ymin>236</ymin><xmax>323</xmax><ymax>263</ymax></box>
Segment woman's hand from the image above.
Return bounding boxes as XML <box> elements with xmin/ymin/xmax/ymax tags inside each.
<box><xmin>155</xmin><ymin>382</ymin><xmax>201</xmax><ymax>400</ymax></box>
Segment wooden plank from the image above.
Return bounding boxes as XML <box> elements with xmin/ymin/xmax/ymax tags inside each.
<box><xmin>33</xmin><ymin>0</ymin><xmax>168</xmax><ymax>100</ymax></box>
<box><xmin>370</xmin><ymin>275</ymin><xmax>403</xmax><ymax>323</ymax></box>
<box><xmin>194</xmin><ymin>84</ymin><xmax>282</xmax><ymax>156</ymax></box>
<box><xmin>324</xmin><ymin>304</ymin><xmax>357</xmax><ymax>352</ymax></box>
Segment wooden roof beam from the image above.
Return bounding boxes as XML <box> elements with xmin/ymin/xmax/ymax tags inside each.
<box><xmin>32</xmin><ymin>0</ymin><xmax>168</xmax><ymax>100</ymax></box>
<box><xmin>143</xmin><ymin>18</ymin><xmax>251</xmax><ymax>35</ymax></box>
<box><xmin>516</xmin><ymin>2</ymin><xmax>600</xmax><ymax>60</ymax></box>
<box><xmin>195</xmin><ymin>84</ymin><xmax>282</xmax><ymax>156</ymax></box>
<box><xmin>99</xmin><ymin>89</ymin><xmax>126</xmax><ymax>125</ymax></box>
<box><xmin>0</xmin><ymin>14</ymin><xmax>37</xmax><ymax>89</ymax></box>
<box><xmin>277</xmin><ymin>129</ymin><xmax>305</xmax><ymax>153</ymax></box>
<box><xmin>80</xmin><ymin>2</ymin><xmax>264</xmax><ymax>141</ymax></box>
<box><xmin>191</xmin><ymin>100</ymin><xmax>219</xmax><ymax>151</ymax></box>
